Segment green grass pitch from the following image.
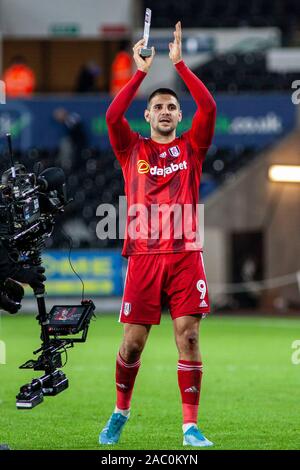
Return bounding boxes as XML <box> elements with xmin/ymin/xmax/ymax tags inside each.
<box><xmin>0</xmin><ymin>313</ymin><xmax>300</xmax><ymax>450</ymax></box>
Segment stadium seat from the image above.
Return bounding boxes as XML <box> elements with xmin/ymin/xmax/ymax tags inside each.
<box><xmin>142</xmin><ymin>0</ymin><xmax>300</xmax><ymax>32</ymax></box>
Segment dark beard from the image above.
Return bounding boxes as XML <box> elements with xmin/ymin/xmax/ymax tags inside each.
<box><xmin>157</xmin><ymin>124</ymin><xmax>175</xmax><ymax>136</ymax></box>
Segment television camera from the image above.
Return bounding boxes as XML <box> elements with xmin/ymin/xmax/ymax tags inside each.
<box><xmin>0</xmin><ymin>134</ymin><xmax>95</xmax><ymax>409</ymax></box>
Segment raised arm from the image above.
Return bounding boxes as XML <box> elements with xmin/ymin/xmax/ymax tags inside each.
<box><xmin>169</xmin><ymin>22</ymin><xmax>216</xmax><ymax>150</ymax></box>
<box><xmin>106</xmin><ymin>39</ymin><xmax>155</xmax><ymax>156</ymax></box>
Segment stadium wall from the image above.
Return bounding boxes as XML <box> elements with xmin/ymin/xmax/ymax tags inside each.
<box><xmin>0</xmin><ymin>0</ymin><xmax>132</xmax><ymax>37</ymax></box>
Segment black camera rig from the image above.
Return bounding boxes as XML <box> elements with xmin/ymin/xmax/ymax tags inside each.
<box><xmin>16</xmin><ymin>300</ymin><xmax>95</xmax><ymax>409</ymax></box>
<box><xmin>0</xmin><ymin>133</ymin><xmax>96</xmax><ymax>409</ymax></box>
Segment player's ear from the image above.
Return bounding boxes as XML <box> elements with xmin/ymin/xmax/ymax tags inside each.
<box><xmin>144</xmin><ymin>109</ymin><xmax>150</xmax><ymax>122</ymax></box>
<box><xmin>178</xmin><ymin>110</ymin><xmax>182</xmax><ymax>123</ymax></box>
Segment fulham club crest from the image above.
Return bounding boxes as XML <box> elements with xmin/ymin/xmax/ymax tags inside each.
<box><xmin>168</xmin><ymin>145</ymin><xmax>180</xmax><ymax>157</ymax></box>
<box><xmin>123</xmin><ymin>302</ymin><xmax>131</xmax><ymax>316</ymax></box>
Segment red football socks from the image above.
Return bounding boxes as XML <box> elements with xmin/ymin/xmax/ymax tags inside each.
<box><xmin>177</xmin><ymin>360</ymin><xmax>203</xmax><ymax>424</ymax></box>
<box><xmin>116</xmin><ymin>352</ymin><xmax>141</xmax><ymax>410</ymax></box>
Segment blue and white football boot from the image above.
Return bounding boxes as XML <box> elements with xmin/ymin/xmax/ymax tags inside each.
<box><xmin>183</xmin><ymin>425</ymin><xmax>213</xmax><ymax>447</ymax></box>
<box><xmin>99</xmin><ymin>412</ymin><xmax>129</xmax><ymax>445</ymax></box>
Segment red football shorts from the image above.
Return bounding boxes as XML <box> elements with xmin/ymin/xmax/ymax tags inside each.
<box><xmin>119</xmin><ymin>251</ymin><xmax>210</xmax><ymax>325</ymax></box>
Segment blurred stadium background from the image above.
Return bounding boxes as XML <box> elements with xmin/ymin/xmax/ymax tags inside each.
<box><xmin>0</xmin><ymin>0</ymin><xmax>300</xmax><ymax>450</ymax></box>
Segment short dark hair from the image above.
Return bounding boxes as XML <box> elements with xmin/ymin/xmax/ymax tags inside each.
<box><xmin>147</xmin><ymin>88</ymin><xmax>180</xmax><ymax>108</ymax></box>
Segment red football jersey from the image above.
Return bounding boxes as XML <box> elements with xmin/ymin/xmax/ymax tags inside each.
<box><xmin>106</xmin><ymin>61</ymin><xmax>216</xmax><ymax>257</ymax></box>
